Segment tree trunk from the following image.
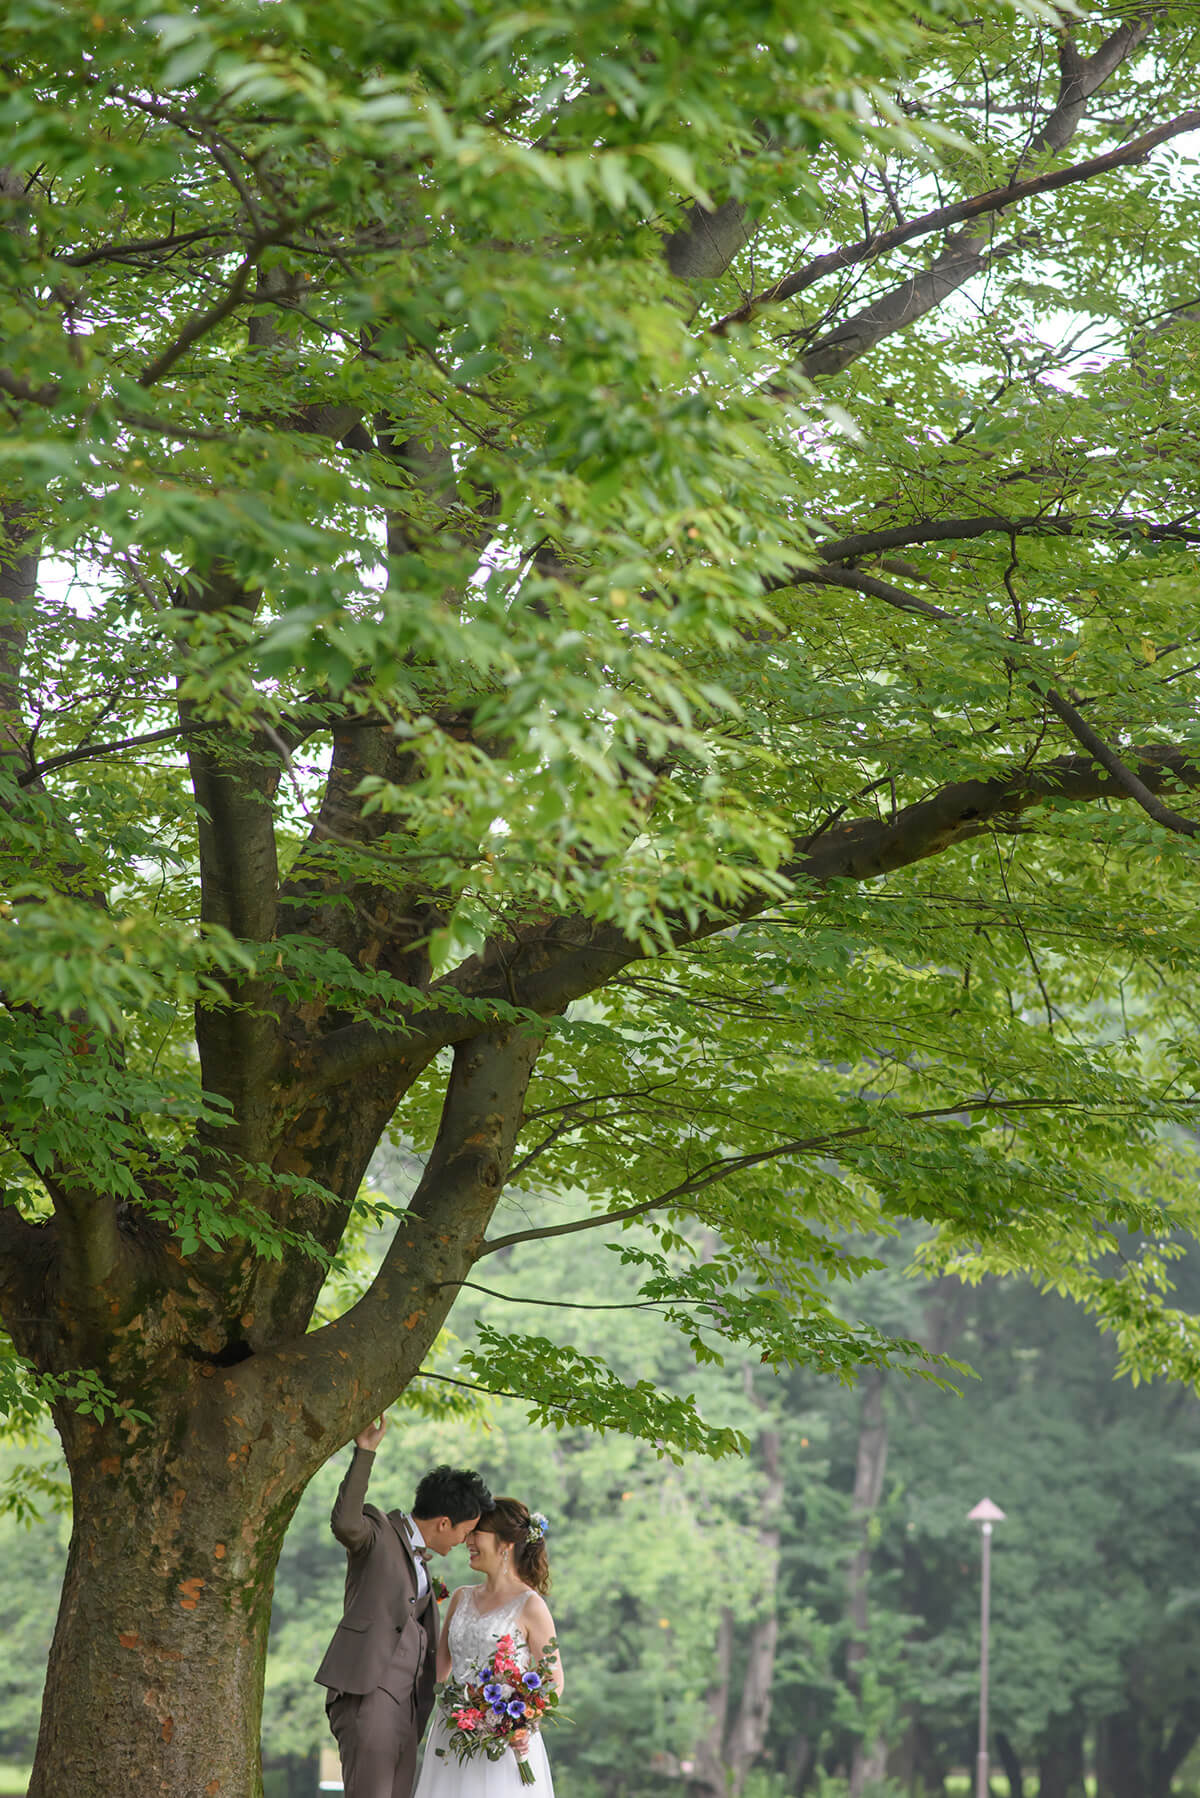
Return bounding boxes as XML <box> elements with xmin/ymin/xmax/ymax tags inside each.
<box><xmin>783</xmin><ymin>1733</ymin><xmax>813</xmax><ymax>1794</ymax></box>
<box><xmin>847</xmin><ymin>1370</ymin><xmax>888</xmax><ymax>1798</ymax></box>
<box><xmin>1150</xmin><ymin>1709</ymin><xmax>1200</xmax><ymax>1798</ymax></box>
<box><xmin>724</xmin><ymin>1421</ymin><xmax>783</xmax><ymax>1797</ymax></box>
<box><xmin>29</xmin><ymin>1419</ymin><xmax>300</xmax><ymax>1798</ymax></box>
<box><xmin>885</xmin><ymin>1717</ymin><xmax>918</xmax><ymax>1790</ymax></box>
<box><xmin>725</xmin><ymin>1609</ymin><xmax>780</xmax><ymax>1797</ymax></box>
<box><xmin>686</xmin><ymin>1606</ymin><xmax>734</xmax><ymax>1798</ymax></box>
<box><xmin>1036</xmin><ymin>1724</ymin><xmax>1085</xmax><ymax>1798</ymax></box>
<box><xmin>1095</xmin><ymin>1709</ymin><xmax>1142</xmax><ymax>1798</ymax></box>
<box><xmin>994</xmin><ymin>1729</ymin><xmax>1024</xmax><ymax>1798</ymax></box>
<box><xmin>686</xmin><ymin>1396</ymin><xmax>784</xmax><ymax>1798</ymax></box>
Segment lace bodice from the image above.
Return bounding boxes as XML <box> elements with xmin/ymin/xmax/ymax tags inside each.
<box><xmin>447</xmin><ymin>1585</ymin><xmax>533</xmax><ymax>1684</ymax></box>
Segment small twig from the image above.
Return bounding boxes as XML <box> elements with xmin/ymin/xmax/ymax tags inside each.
<box><xmin>878</xmin><ymin>161</ymin><xmax>907</xmax><ymax>228</ymax></box>
<box><xmin>436</xmin><ymin>1279</ymin><xmax>688</xmax><ymax>1312</ymax></box>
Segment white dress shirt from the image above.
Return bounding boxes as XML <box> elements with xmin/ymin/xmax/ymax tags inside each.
<box><xmin>401</xmin><ymin>1514</ymin><xmax>430</xmax><ymax>1599</ymax></box>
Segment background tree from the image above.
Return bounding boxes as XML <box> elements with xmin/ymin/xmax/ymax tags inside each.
<box><xmin>3</xmin><ymin>2</ymin><xmax>1200</xmax><ymax>1794</ymax></box>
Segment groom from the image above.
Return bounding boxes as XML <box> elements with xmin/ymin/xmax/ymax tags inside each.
<box><xmin>315</xmin><ymin>1415</ymin><xmax>493</xmax><ymax>1798</ymax></box>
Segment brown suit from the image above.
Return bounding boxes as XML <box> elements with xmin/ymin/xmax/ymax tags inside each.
<box><xmin>315</xmin><ymin>1448</ymin><xmax>441</xmax><ymax>1798</ymax></box>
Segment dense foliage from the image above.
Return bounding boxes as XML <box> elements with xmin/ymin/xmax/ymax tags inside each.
<box><xmin>2</xmin><ymin>0</ymin><xmax>1200</xmax><ymax>1790</ymax></box>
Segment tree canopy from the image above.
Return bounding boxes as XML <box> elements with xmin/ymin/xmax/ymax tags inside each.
<box><xmin>2</xmin><ymin>0</ymin><xmax>1200</xmax><ymax>1791</ymax></box>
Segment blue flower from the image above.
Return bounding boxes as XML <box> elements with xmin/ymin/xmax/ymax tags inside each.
<box><xmin>506</xmin><ymin>1699</ymin><xmax>527</xmax><ymax>1718</ymax></box>
<box><xmin>482</xmin><ymin>1683</ymin><xmax>505</xmax><ymax>1704</ymax></box>
<box><xmin>522</xmin><ymin>1671</ymin><xmax>543</xmax><ymax>1690</ymax></box>
<box><xmin>474</xmin><ymin>1669</ymin><xmax>492</xmax><ymax>1687</ymax></box>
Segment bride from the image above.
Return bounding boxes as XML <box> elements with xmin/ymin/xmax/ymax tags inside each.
<box><xmin>412</xmin><ymin>1497</ymin><xmax>564</xmax><ymax>1797</ymax></box>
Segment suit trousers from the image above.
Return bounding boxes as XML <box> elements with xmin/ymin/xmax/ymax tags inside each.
<box><xmin>327</xmin><ymin>1687</ymin><xmax>422</xmax><ymax>1798</ymax></box>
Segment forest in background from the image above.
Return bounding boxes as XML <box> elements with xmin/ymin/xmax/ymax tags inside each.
<box><xmin>3</xmin><ymin>1193</ymin><xmax>1200</xmax><ymax>1798</ymax></box>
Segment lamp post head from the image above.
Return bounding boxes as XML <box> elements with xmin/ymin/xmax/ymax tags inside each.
<box><xmin>968</xmin><ymin>1497</ymin><xmax>1006</xmax><ymax>1527</ymax></box>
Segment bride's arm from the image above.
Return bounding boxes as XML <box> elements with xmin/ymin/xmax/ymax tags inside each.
<box><xmin>436</xmin><ymin>1587</ymin><xmax>465</xmax><ymax>1683</ymax></box>
<box><xmin>521</xmin><ymin>1593</ymin><xmax>564</xmax><ymax>1698</ymax></box>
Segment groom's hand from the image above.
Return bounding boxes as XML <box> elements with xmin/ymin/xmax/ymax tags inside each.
<box><xmin>354</xmin><ymin>1416</ymin><xmax>387</xmax><ymax>1452</ymax></box>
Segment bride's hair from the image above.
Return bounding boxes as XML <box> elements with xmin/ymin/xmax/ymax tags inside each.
<box><xmin>479</xmin><ymin>1497</ymin><xmax>551</xmax><ymax>1595</ymax></box>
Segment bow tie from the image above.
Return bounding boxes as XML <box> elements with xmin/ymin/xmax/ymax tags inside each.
<box><xmin>415</xmin><ymin>1546</ymin><xmax>432</xmax><ymax>1565</ymax></box>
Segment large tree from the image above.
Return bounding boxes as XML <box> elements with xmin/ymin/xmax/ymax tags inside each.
<box><xmin>4</xmin><ymin>0</ymin><xmax>1200</xmax><ymax>1792</ymax></box>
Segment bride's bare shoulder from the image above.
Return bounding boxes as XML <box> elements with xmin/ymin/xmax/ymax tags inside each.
<box><xmin>518</xmin><ymin>1588</ymin><xmax>553</xmax><ymax>1626</ymax></box>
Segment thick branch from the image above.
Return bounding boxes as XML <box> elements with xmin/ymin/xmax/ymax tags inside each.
<box><xmin>1043</xmin><ymin>689</ymin><xmax>1200</xmax><ymax>838</ymax></box>
<box><xmin>303</xmin><ymin>742</ymin><xmax>1200</xmax><ymax>1093</ymax></box>
<box><xmin>712</xmin><ymin>24</ymin><xmax>1175</xmax><ymax>336</ymax></box>
<box><xmin>792</xmin><ymin>744</ymin><xmax>1200</xmax><ymax>882</ymax></box>
<box><xmin>19</xmin><ymin>722</ymin><xmax>202</xmax><ymax>787</ymax></box>
<box><xmin>0</xmin><ymin>501</ymin><xmax>38</xmax><ymax>782</ymax></box>
<box><xmin>780</xmin><ymin>528</ymin><xmax>1200</xmax><ymax>838</ymax></box>
<box><xmin>38</xmin><ymin>1173</ymin><xmax>124</xmax><ymax>1346</ymax></box>
<box><xmin>717</xmin><ymin>121</ymin><xmax>1191</xmax><ymax>332</ymax></box>
<box><xmin>716</xmin><ymin>18</ymin><xmax>1171</xmax><ymax>386</ymax></box>
<box><xmin>809</xmin><ymin>513</ymin><xmax>1200</xmax><ymax>568</ymax></box>
<box><xmin>0</xmin><ymin>1201</ymin><xmax>54</xmax><ymax>1364</ymax></box>
<box><xmin>794</xmin><ymin>232</ymin><xmax>1029</xmax><ymax>381</ymax></box>
<box><xmin>177</xmin><ymin>572</ymin><xmax>284</xmax><ymax>1151</ymax></box>
<box><xmin>277</xmin><ymin>718</ymin><xmax>438</xmax><ymax>982</ymax></box>
<box><xmin>665</xmin><ymin>197</ymin><xmax>755</xmax><ymax>281</ymax></box>
<box><xmin>178</xmin><ymin>572</ymin><xmax>279</xmax><ymax>944</ymax></box>
<box><xmin>183</xmin><ymin>730</ymin><xmax>279</xmax><ymax>944</ymax></box>
<box><xmin>234</xmin><ymin>1022</ymin><xmax>545</xmax><ymax>1462</ymax></box>
<box><xmin>781</xmin><ymin>563</ymin><xmax>954</xmax><ymax>620</ymax></box>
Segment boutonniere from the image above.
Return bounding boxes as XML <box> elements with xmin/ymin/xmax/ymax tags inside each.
<box><xmin>432</xmin><ymin>1576</ymin><xmax>449</xmax><ymax>1603</ymax></box>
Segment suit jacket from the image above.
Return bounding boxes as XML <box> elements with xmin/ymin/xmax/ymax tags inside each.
<box><xmin>314</xmin><ymin>1448</ymin><xmax>441</xmax><ymax>1725</ymax></box>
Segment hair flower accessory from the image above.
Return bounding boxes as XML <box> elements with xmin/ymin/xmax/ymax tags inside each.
<box><xmin>526</xmin><ymin>1511</ymin><xmax>549</xmax><ymax>1544</ymax></box>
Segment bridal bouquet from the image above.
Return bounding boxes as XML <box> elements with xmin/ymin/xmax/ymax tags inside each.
<box><xmin>436</xmin><ymin>1633</ymin><xmax>561</xmax><ymax>1787</ymax></box>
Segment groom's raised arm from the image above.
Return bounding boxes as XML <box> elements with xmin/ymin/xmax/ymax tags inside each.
<box><xmin>330</xmin><ymin>1416</ymin><xmax>387</xmax><ymax>1554</ymax></box>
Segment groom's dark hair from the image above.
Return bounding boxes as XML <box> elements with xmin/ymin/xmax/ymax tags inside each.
<box><xmin>413</xmin><ymin>1464</ymin><xmax>493</xmax><ymax>1523</ymax></box>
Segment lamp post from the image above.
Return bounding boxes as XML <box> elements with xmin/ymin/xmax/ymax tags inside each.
<box><xmin>967</xmin><ymin>1497</ymin><xmax>1006</xmax><ymax>1798</ymax></box>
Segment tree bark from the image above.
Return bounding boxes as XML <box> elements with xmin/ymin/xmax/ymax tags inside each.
<box><xmin>686</xmin><ymin>1605</ymin><xmax>734</xmax><ymax>1798</ymax></box>
<box><xmin>847</xmin><ymin>1370</ymin><xmax>889</xmax><ymax>1798</ymax></box>
<box><xmin>724</xmin><ymin>1418</ymin><xmax>784</xmax><ymax>1797</ymax></box>
<box><xmin>29</xmin><ymin>1407</ymin><xmax>301</xmax><ymax>1798</ymax></box>
<box><xmin>1095</xmin><ymin>1708</ymin><xmax>1141</xmax><ymax>1798</ymax></box>
<box><xmin>995</xmin><ymin>1729</ymin><xmax>1024</xmax><ymax>1798</ymax></box>
<box><xmin>1150</xmin><ymin>1707</ymin><xmax>1200</xmax><ymax>1798</ymax></box>
<box><xmin>783</xmin><ymin>1733</ymin><xmax>813</xmax><ymax>1794</ymax></box>
<box><xmin>1035</xmin><ymin>1723</ymin><xmax>1085</xmax><ymax>1798</ymax></box>
<box><xmin>685</xmin><ymin>1387</ymin><xmax>784</xmax><ymax>1798</ymax></box>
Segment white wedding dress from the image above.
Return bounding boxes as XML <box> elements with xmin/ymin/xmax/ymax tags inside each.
<box><xmin>412</xmin><ymin>1586</ymin><xmax>556</xmax><ymax>1798</ymax></box>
